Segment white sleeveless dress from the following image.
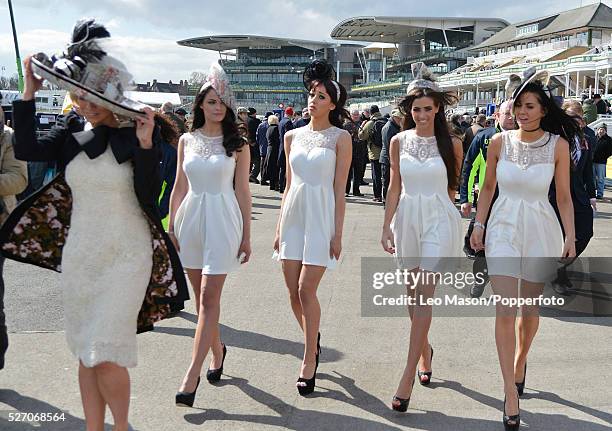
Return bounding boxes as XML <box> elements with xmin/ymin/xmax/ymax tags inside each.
<box><xmin>277</xmin><ymin>126</ymin><xmax>348</xmax><ymax>268</ymax></box>
<box><xmin>174</xmin><ymin>131</ymin><xmax>243</xmax><ymax>274</ymax></box>
<box><xmin>485</xmin><ymin>130</ymin><xmax>563</xmax><ymax>282</ymax></box>
<box><xmin>391</xmin><ymin>129</ymin><xmax>462</xmax><ymax>272</ymax></box>
<box><xmin>62</xmin><ymin>147</ymin><xmax>152</xmax><ymax>368</ymax></box>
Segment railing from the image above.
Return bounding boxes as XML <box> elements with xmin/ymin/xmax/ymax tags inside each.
<box><xmin>232</xmin><ymin>82</ymin><xmax>305</xmax><ymax>93</ymax></box>
<box><xmin>474</xmin><ymin>39</ymin><xmax>589</xmax><ymax>64</ymax></box>
<box><xmin>388</xmin><ymin>50</ymin><xmax>469</xmax><ymax>68</ymax></box>
<box><xmin>221</xmin><ymin>60</ymin><xmax>312</xmax><ymax>69</ymax></box>
<box><xmin>589</xmin><ymin>114</ymin><xmax>612</xmax><ymax>130</ymax></box>
<box><xmin>438</xmin><ymin>50</ymin><xmax>612</xmax><ymax>86</ymax></box>
<box><xmin>350</xmin><ymin>78</ymin><xmax>407</xmax><ymax>92</ymax></box>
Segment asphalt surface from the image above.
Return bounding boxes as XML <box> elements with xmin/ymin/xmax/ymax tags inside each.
<box><xmin>1</xmin><ymin>180</ymin><xmax>611</xmax><ymax>431</ymax></box>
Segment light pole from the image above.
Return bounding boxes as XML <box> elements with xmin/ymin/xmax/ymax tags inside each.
<box><xmin>7</xmin><ymin>0</ymin><xmax>24</xmax><ymax>92</ymax></box>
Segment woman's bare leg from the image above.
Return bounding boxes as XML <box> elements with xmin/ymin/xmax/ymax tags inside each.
<box><xmin>79</xmin><ymin>361</ymin><xmax>106</xmax><ymax>431</ymax></box>
<box><xmin>180</xmin><ymin>274</ymin><xmax>227</xmax><ymax>392</ymax></box>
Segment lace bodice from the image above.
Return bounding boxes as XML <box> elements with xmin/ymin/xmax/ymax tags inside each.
<box><xmin>500</xmin><ymin>131</ymin><xmax>558</xmax><ymax>170</ymax></box>
<box><xmin>183</xmin><ymin>130</ymin><xmax>228</xmax><ymax>159</ymax></box>
<box><xmin>291</xmin><ymin>126</ymin><xmax>344</xmax><ymax>153</ymax></box>
<box><xmin>399</xmin><ymin>130</ymin><xmax>440</xmax><ymax>162</ymax></box>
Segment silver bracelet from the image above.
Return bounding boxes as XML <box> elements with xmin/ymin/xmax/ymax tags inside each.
<box><xmin>474</xmin><ymin>221</ymin><xmax>486</xmax><ymax>230</ymax></box>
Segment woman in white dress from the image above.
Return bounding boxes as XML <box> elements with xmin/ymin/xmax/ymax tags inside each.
<box><xmin>381</xmin><ymin>63</ymin><xmax>463</xmax><ymax>412</ymax></box>
<box><xmin>170</xmin><ymin>63</ymin><xmax>252</xmax><ymax>407</ymax></box>
<box><xmin>470</xmin><ymin>69</ymin><xmax>577</xmax><ymax>430</ymax></box>
<box><xmin>1</xmin><ymin>20</ymin><xmax>188</xmax><ymax>431</ymax></box>
<box><xmin>273</xmin><ymin>60</ymin><xmax>351</xmax><ymax>396</ymax></box>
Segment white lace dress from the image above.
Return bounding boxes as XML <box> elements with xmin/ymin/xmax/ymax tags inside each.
<box><xmin>485</xmin><ymin>130</ymin><xmax>563</xmax><ymax>282</ymax></box>
<box><xmin>62</xmin><ymin>147</ymin><xmax>152</xmax><ymax>368</ymax></box>
<box><xmin>391</xmin><ymin>129</ymin><xmax>462</xmax><ymax>271</ymax></box>
<box><xmin>276</xmin><ymin>126</ymin><xmax>348</xmax><ymax>268</ymax></box>
<box><xmin>173</xmin><ymin>131</ymin><xmax>243</xmax><ymax>274</ymax></box>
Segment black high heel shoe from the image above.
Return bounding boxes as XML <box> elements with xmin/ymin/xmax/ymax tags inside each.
<box><xmin>297</xmin><ymin>353</ymin><xmax>319</xmax><ymax>396</ymax></box>
<box><xmin>206</xmin><ymin>344</ymin><xmax>227</xmax><ymax>383</ymax></box>
<box><xmin>515</xmin><ymin>363</ymin><xmax>527</xmax><ymax>396</ymax></box>
<box><xmin>417</xmin><ymin>345</ymin><xmax>434</xmax><ymax>386</ymax></box>
<box><xmin>503</xmin><ymin>394</ymin><xmax>520</xmax><ymax>430</ymax></box>
<box><xmin>175</xmin><ymin>376</ymin><xmax>200</xmax><ymax>407</ymax></box>
<box><xmin>391</xmin><ymin>379</ymin><xmax>415</xmax><ymax>412</ymax></box>
<box><xmin>316</xmin><ymin>332</ymin><xmax>321</xmax><ymax>366</ymax></box>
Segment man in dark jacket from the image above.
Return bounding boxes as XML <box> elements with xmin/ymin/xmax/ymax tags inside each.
<box><xmin>380</xmin><ymin>109</ymin><xmax>403</xmax><ymax>204</ymax></box>
<box><xmin>343</xmin><ymin>111</ymin><xmax>361</xmax><ymax>196</ymax></box>
<box><xmin>256</xmin><ymin>112</ymin><xmax>272</xmax><ymax>186</ymax></box>
<box><xmin>593</xmin><ymin>124</ymin><xmax>612</xmax><ymax>199</ymax></box>
<box><xmin>551</xmin><ymin>102</ymin><xmax>597</xmax><ymax>294</ymax></box>
<box><xmin>277</xmin><ymin>107</ymin><xmax>294</xmax><ymax>193</ymax></box>
<box><xmin>247</xmin><ymin>107</ymin><xmax>261</xmax><ymax>183</ymax></box>
<box><xmin>593</xmin><ymin>94</ymin><xmax>609</xmax><ymax>115</ymax></box>
<box><xmin>358</xmin><ymin>105</ymin><xmax>385</xmax><ymax>202</ymax></box>
<box><xmin>293</xmin><ymin>108</ymin><xmax>310</xmax><ymax>128</ymax></box>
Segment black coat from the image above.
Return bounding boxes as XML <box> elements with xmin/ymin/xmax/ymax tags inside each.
<box><xmin>0</xmin><ymin>100</ymin><xmax>189</xmax><ymax>333</ymax></box>
<box><xmin>263</xmin><ymin>124</ymin><xmax>280</xmax><ymax>181</ymax></box>
<box><xmin>549</xmin><ymin>130</ymin><xmax>595</xmax><ymax>254</ymax></box>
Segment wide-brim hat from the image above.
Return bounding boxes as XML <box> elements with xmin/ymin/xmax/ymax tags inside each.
<box><xmin>31</xmin><ymin>54</ymin><xmax>147</xmax><ymax>119</ymax></box>
<box><xmin>31</xmin><ymin>19</ymin><xmax>148</xmax><ymax>120</ymax></box>
<box><xmin>505</xmin><ymin>66</ymin><xmax>550</xmax><ymax>101</ymax></box>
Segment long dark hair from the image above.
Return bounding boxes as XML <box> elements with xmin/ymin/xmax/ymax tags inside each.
<box><xmin>190</xmin><ymin>87</ymin><xmax>245</xmax><ymax>156</ymax></box>
<box><xmin>154</xmin><ymin>114</ymin><xmax>179</xmax><ymax>148</ymax></box>
<box><xmin>303</xmin><ymin>59</ymin><xmax>349</xmax><ymax>128</ymax></box>
<box><xmin>514</xmin><ymin>83</ymin><xmax>580</xmax><ymax>165</ymax></box>
<box><xmin>398</xmin><ymin>88</ymin><xmax>460</xmax><ymax>190</ymax></box>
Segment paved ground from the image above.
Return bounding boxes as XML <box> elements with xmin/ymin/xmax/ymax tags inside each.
<box><xmin>1</xmin><ymin>179</ymin><xmax>611</xmax><ymax>431</ymax></box>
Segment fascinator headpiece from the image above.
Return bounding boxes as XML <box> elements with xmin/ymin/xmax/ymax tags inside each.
<box><xmin>199</xmin><ymin>63</ymin><xmax>236</xmax><ymax>112</ymax></box>
<box><xmin>302</xmin><ymin>59</ymin><xmax>341</xmax><ymax>102</ymax></box>
<box><xmin>505</xmin><ymin>66</ymin><xmax>551</xmax><ymax>101</ymax></box>
<box><xmin>406</xmin><ymin>62</ymin><xmax>441</xmax><ymax>93</ymax></box>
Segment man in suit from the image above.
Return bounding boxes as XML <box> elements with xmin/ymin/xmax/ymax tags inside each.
<box><xmin>550</xmin><ymin>101</ymin><xmax>597</xmax><ymax>294</ymax></box>
<box><xmin>277</xmin><ymin>107</ymin><xmax>294</xmax><ymax>193</ymax></box>
<box><xmin>247</xmin><ymin>107</ymin><xmax>262</xmax><ymax>184</ymax></box>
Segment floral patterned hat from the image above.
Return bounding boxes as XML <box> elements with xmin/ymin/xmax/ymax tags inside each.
<box><xmin>30</xmin><ymin>18</ymin><xmax>148</xmax><ymax>120</ymax></box>
<box><xmin>198</xmin><ymin>62</ymin><xmax>236</xmax><ymax>112</ymax></box>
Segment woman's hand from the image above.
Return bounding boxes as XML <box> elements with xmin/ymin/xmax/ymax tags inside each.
<box><xmin>23</xmin><ymin>56</ymin><xmax>44</xmax><ymax>100</ymax></box>
<box><xmin>168</xmin><ymin>231</ymin><xmax>180</xmax><ymax>253</ymax></box>
<box><xmin>561</xmin><ymin>238</ymin><xmax>576</xmax><ymax>259</ymax></box>
<box><xmin>135</xmin><ymin>107</ymin><xmax>155</xmax><ymax>149</ymax></box>
<box><xmin>238</xmin><ymin>238</ymin><xmax>251</xmax><ymax>264</ymax></box>
<box><xmin>330</xmin><ymin>235</ymin><xmax>342</xmax><ymax>260</ymax></box>
<box><xmin>470</xmin><ymin>226</ymin><xmax>485</xmax><ymax>252</ymax></box>
<box><xmin>273</xmin><ymin>231</ymin><xmax>280</xmax><ymax>253</ymax></box>
<box><xmin>381</xmin><ymin>226</ymin><xmax>395</xmax><ymax>254</ymax></box>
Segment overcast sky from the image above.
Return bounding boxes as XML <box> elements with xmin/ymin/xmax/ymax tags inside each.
<box><xmin>0</xmin><ymin>0</ymin><xmax>604</xmax><ymax>84</ymax></box>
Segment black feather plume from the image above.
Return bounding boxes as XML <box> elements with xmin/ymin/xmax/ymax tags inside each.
<box><xmin>71</xmin><ymin>18</ymin><xmax>111</xmax><ymax>44</ymax></box>
<box><xmin>65</xmin><ymin>19</ymin><xmax>110</xmax><ymax>63</ymax></box>
<box><xmin>303</xmin><ymin>59</ymin><xmax>335</xmax><ymax>89</ymax></box>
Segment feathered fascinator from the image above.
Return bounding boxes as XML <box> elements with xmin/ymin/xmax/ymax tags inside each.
<box><xmin>199</xmin><ymin>62</ymin><xmax>236</xmax><ymax>112</ymax></box>
<box><xmin>302</xmin><ymin>59</ymin><xmax>340</xmax><ymax>102</ymax></box>
<box><xmin>30</xmin><ymin>18</ymin><xmax>147</xmax><ymax>119</ymax></box>
<box><xmin>406</xmin><ymin>62</ymin><xmax>441</xmax><ymax>93</ymax></box>
<box><xmin>505</xmin><ymin>66</ymin><xmax>550</xmax><ymax>101</ymax></box>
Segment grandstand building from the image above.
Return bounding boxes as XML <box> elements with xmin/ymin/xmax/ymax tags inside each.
<box><xmin>439</xmin><ymin>3</ymin><xmax>612</xmax><ymax>112</ymax></box>
<box><xmin>177</xmin><ymin>35</ymin><xmax>362</xmax><ymax>113</ymax></box>
<box><xmin>330</xmin><ymin>16</ymin><xmax>509</xmax><ymax>110</ymax></box>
